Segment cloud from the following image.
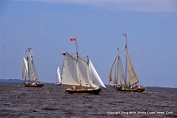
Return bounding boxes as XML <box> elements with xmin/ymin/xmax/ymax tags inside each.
<box><xmin>38</xmin><ymin>0</ymin><xmax>177</xmax><ymax>13</ymax></box>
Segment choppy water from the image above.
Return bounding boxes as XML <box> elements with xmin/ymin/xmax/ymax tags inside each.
<box><xmin>0</xmin><ymin>82</ymin><xmax>177</xmax><ymax>118</ymax></box>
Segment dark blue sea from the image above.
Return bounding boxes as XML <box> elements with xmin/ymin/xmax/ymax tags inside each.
<box><xmin>0</xmin><ymin>82</ymin><xmax>177</xmax><ymax>118</ymax></box>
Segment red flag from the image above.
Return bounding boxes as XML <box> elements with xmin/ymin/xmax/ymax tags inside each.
<box><xmin>70</xmin><ymin>38</ymin><xmax>76</xmax><ymax>42</ymax></box>
<box><xmin>123</xmin><ymin>33</ymin><xmax>127</xmax><ymax>38</ymax></box>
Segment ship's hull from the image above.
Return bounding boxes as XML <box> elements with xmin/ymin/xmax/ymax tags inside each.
<box><xmin>66</xmin><ymin>88</ymin><xmax>102</xmax><ymax>95</ymax></box>
<box><xmin>24</xmin><ymin>81</ymin><xmax>44</xmax><ymax>87</ymax></box>
<box><xmin>116</xmin><ymin>86</ymin><xmax>146</xmax><ymax>92</ymax></box>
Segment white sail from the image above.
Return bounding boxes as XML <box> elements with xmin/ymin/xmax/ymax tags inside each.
<box><xmin>77</xmin><ymin>57</ymin><xmax>92</xmax><ymax>87</ymax></box>
<box><xmin>118</xmin><ymin>52</ymin><xmax>126</xmax><ymax>85</ymax></box>
<box><xmin>23</xmin><ymin>57</ymin><xmax>30</xmax><ymax>81</ymax></box>
<box><xmin>108</xmin><ymin>57</ymin><xmax>117</xmax><ymax>84</ymax></box>
<box><xmin>23</xmin><ymin>57</ymin><xmax>28</xmax><ymax>73</ymax></box>
<box><xmin>61</xmin><ymin>52</ymin><xmax>80</xmax><ymax>86</ymax></box>
<box><xmin>29</xmin><ymin>54</ymin><xmax>37</xmax><ymax>81</ymax></box>
<box><xmin>88</xmin><ymin>59</ymin><xmax>106</xmax><ymax>88</ymax></box>
<box><xmin>125</xmin><ymin>47</ymin><xmax>139</xmax><ymax>85</ymax></box>
<box><xmin>56</xmin><ymin>66</ymin><xmax>61</xmax><ymax>84</ymax></box>
<box><xmin>22</xmin><ymin>63</ymin><xmax>26</xmax><ymax>80</ymax></box>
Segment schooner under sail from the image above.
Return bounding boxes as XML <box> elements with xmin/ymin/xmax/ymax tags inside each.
<box><xmin>108</xmin><ymin>34</ymin><xmax>145</xmax><ymax>92</ymax></box>
<box><xmin>22</xmin><ymin>48</ymin><xmax>44</xmax><ymax>87</ymax></box>
<box><xmin>61</xmin><ymin>38</ymin><xmax>106</xmax><ymax>94</ymax></box>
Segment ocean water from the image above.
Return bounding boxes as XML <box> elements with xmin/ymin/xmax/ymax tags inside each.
<box><xmin>0</xmin><ymin>82</ymin><xmax>177</xmax><ymax>118</ymax></box>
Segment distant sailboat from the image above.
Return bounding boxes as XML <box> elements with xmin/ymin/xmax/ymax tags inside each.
<box><xmin>22</xmin><ymin>48</ymin><xmax>44</xmax><ymax>87</ymax></box>
<box><xmin>56</xmin><ymin>66</ymin><xmax>61</xmax><ymax>85</ymax></box>
<box><xmin>61</xmin><ymin>38</ymin><xmax>106</xmax><ymax>94</ymax></box>
<box><xmin>109</xmin><ymin>34</ymin><xmax>145</xmax><ymax>92</ymax></box>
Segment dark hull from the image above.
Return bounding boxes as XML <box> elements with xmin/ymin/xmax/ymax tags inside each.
<box><xmin>24</xmin><ymin>82</ymin><xmax>44</xmax><ymax>87</ymax></box>
<box><xmin>116</xmin><ymin>86</ymin><xmax>146</xmax><ymax>92</ymax></box>
<box><xmin>66</xmin><ymin>88</ymin><xmax>102</xmax><ymax>95</ymax></box>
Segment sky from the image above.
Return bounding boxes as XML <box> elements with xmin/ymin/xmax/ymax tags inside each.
<box><xmin>1</xmin><ymin>0</ymin><xmax>177</xmax><ymax>88</ymax></box>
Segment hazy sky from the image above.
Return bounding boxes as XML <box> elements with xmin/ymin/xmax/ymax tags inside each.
<box><xmin>1</xmin><ymin>0</ymin><xmax>177</xmax><ymax>88</ymax></box>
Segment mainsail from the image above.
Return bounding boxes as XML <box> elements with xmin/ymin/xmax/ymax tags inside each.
<box><xmin>108</xmin><ymin>56</ymin><xmax>118</xmax><ymax>86</ymax></box>
<box><xmin>108</xmin><ymin>57</ymin><xmax>117</xmax><ymax>84</ymax></box>
<box><xmin>61</xmin><ymin>52</ymin><xmax>80</xmax><ymax>86</ymax></box>
<box><xmin>125</xmin><ymin>45</ymin><xmax>139</xmax><ymax>85</ymax></box>
<box><xmin>108</xmin><ymin>51</ymin><xmax>126</xmax><ymax>86</ymax></box>
<box><xmin>77</xmin><ymin>56</ymin><xmax>92</xmax><ymax>87</ymax></box>
<box><xmin>29</xmin><ymin>56</ymin><xmax>37</xmax><ymax>81</ymax></box>
<box><xmin>22</xmin><ymin>57</ymin><xmax>28</xmax><ymax>80</ymax></box>
<box><xmin>118</xmin><ymin>51</ymin><xmax>126</xmax><ymax>85</ymax></box>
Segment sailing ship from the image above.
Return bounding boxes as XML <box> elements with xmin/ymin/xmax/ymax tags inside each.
<box><xmin>61</xmin><ymin>38</ymin><xmax>106</xmax><ymax>94</ymax></box>
<box><xmin>55</xmin><ymin>66</ymin><xmax>61</xmax><ymax>86</ymax></box>
<box><xmin>108</xmin><ymin>34</ymin><xmax>145</xmax><ymax>92</ymax></box>
<box><xmin>22</xmin><ymin>48</ymin><xmax>44</xmax><ymax>87</ymax></box>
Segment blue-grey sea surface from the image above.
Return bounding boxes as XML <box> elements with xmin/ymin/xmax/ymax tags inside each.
<box><xmin>0</xmin><ymin>82</ymin><xmax>177</xmax><ymax>118</ymax></box>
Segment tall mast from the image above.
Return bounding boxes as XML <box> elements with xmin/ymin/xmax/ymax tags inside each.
<box><xmin>123</xmin><ymin>34</ymin><xmax>139</xmax><ymax>86</ymax></box>
<box><xmin>75</xmin><ymin>41</ymin><xmax>79</xmax><ymax>59</ymax></box>
<box><xmin>117</xmin><ymin>48</ymin><xmax>119</xmax><ymax>85</ymax></box>
<box><xmin>75</xmin><ymin>39</ymin><xmax>80</xmax><ymax>85</ymax></box>
<box><xmin>26</xmin><ymin>48</ymin><xmax>31</xmax><ymax>81</ymax></box>
<box><xmin>123</xmin><ymin>33</ymin><xmax>128</xmax><ymax>86</ymax></box>
<box><xmin>125</xmin><ymin>51</ymin><xmax>127</xmax><ymax>85</ymax></box>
